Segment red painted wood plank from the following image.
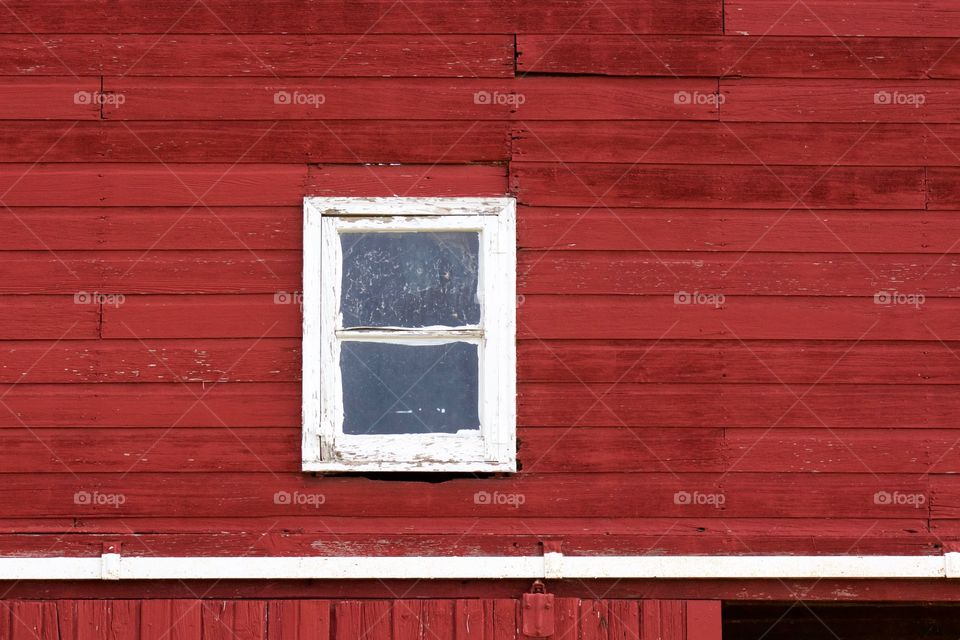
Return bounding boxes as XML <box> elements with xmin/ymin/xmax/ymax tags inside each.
<box><xmin>928</xmin><ymin>47</ymin><xmax>960</xmax><ymax>79</ymax></box>
<box><xmin>201</xmin><ymin>601</ymin><xmax>266</xmax><ymax>640</ymax></box>
<box><xmin>0</xmin><ymin>0</ymin><xmax>507</xmax><ymax>33</ymax></box>
<box><xmin>0</xmin><ymin>35</ymin><xmax>514</xmax><ymax>77</ymax></box>
<box><xmin>927</xmin><ymin>168</ymin><xmax>960</xmax><ymax>209</ymax></box>
<box><xmin>0</xmin><ymin>531</ymin><xmax>546</xmax><ymax>558</ymax></box>
<box><xmin>519</xmin><ymin>251</ymin><xmax>960</xmax><ymax>296</ymax></box>
<box><xmin>520</xmin><ymin>383</ymin><xmax>960</xmax><ymax>429</ymax></box>
<box><xmin>0</xmin><ymin>523</ymin><xmax>940</xmax><ymax>558</ymax></box>
<box><xmin>607</xmin><ymin>600</ymin><xmax>641</xmax><ymax>640</ymax></box>
<box><xmin>516</xmin><ymin>0</ymin><xmax>722</xmax><ymax>34</ymax></box>
<box><xmin>102</xmin><ymin>78</ymin><xmax>715</xmax><ymax>121</ymax></box>
<box><xmin>103</xmin><ymin>295</ymin><xmax>299</xmax><ymax>339</ymax></box>
<box><xmin>511</xmin><ymin>163</ymin><xmax>925</xmax><ymax>209</ymax></box>
<box><xmin>556</xmin><ymin>598</ymin><xmax>579</xmax><ymax>638</ymax></box>
<box><xmin>110</xmin><ymin>601</ymin><xmax>141</xmax><ymax>640</ymax></box>
<box><xmin>685</xmin><ymin>601</ymin><xmax>722</xmax><ymax>640</ymax></box>
<box><xmin>0</xmin><ymin>427</ymin><xmax>298</xmax><ymax>473</ymax></box>
<box><xmin>0</xmin><ymin>472</ymin><xmax>934</xmax><ymax>519</ymax></box>
<box><xmin>369</xmin><ymin>601</ymin><xmax>396</xmax><ymax>640</ymax></box>
<box><xmin>580</xmin><ymin>599</ymin><xmax>607</xmax><ymax>640</ymax></box>
<box><xmin>660</xmin><ymin>601</ymin><xmax>686</xmax><ymax>640</ymax></box>
<box><xmin>486</xmin><ymin>600</ymin><xmax>517</xmax><ymax>640</ymax></box>
<box><xmin>930</xmin><ymin>476</ymin><xmax>960</xmax><ymax>519</ymax></box>
<box><xmin>0</xmin><ymin>164</ymin><xmax>306</xmax><ymax>206</ymax></box>
<box><xmin>725</xmin><ymin>0</ymin><xmax>960</xmax><ymax>36</ymax></box>
<box><xmin>0</xmin><ymin>520</ymin><xmax>932</xmax><ymax>556</ymax></box>
<box><xmin>140</xmin><ymin>600</ymin><xmax>202</xmax><ymax>640</ymax></box>
<box><xmin>0</xmin><ymin>382</ymin><xmax>298</xmax><ymax>427</ymax></box>
<box><xmin>306</xmin><ymin>164</ymin><xmax>507</xmax><ymax>197</ymax></box>
<box><xmin>512</xmin><ymin>78</ymin><xmax>718</xmax><ymax>120</ymax></box>
<box><xmin>640</xmin><ymin>601</ymin><xmax>704</xmax><ymax>640</ymax></box>
<box><xmin>0</xmin><ymin>338</ymin><xmax>300</xmax><ymax>384</ymax></box>
<box><xmin>0</xmin><ymin>206</ymin><xmax>301</xmax><ymax>251</ymax></box>
<box><xmin>59</xmin><ymin>600</ymin><xmax>139</xmax><ymax>640</ymax></box>
<box><xmin>0</xmin><ymin>296</ymin><xmax>98</xmax><ymax>340</ymax></box>
<box><xmin>104</xmin><ymin>79</ymin><xmax>514</xmax><ymax>120</ymax></box>
<box><xmin>0</xmin><ymin>36</ymin><xmax>97</xmax><ymax>75</ymax></box>
<box><xmin>422</xmin><ymin>600</ymin><xmax>455</xmax><ymax>640</ymax></box>
<box><xmin>520</xmin><ymin>35</ymin><xmax>719</xmax><ymax>76</ymax></box>
<box><xmin>454</xmin><ymin>599</ymin><xmax>484</xmax><ymax>640</ymax></box>
<box><xmin>721</xmin><ymin>79</ymin><xmax>960</xmax><ymax>123</ymax></box>
<box><xmin>392</xmin><ymin>600</ymin><xmax>422</xmax><ymax>640</ymax></box>
<box><xmin>512</xmin><ymin>122</ymin><xmax>960</xmax><ymax>166</ymax></box>
<box><xmin>334</xmin><ymin>601</ymin><xmax>391</xmax><ymax>640</ymax></box>
<box><xmin>124</xmin><ymin>35</ymin><xmax>511</xmax><ymax>77</ymax></box>
<box><xmin>520</xmin><ymin>295</ymin><xmax>960</xmax><ymax>340</ymax></box>
<box><xmin>0</xmin><ymin>121</ymin><xmax>510</xmax><ymax>163</ymax></box>
<box><xmin>519</xmin><ymin>35</ymin><xmax>948</xmax><ymax>79</ymax></box>
<box><xmin>519</xmin><ymin>428</ymin><xmax>724</xmax><ymax>473</ymax></box>
<box><xmin>267</xmin><ymin>601</ymin><xmax>330</xmax><ymax>640</ymax></box>
<box><xmin>10</xmin><ymin>601</ymin><xmax>58</xmax><ymax>640</ymax></box>
<box><xmin>723</xmin><ymin>428</ymin><xmax>960</xmax><ymax>473</ymax></box>
<box><xmin>0</xmin><ymin>78</ymin><xmax>99</xmax><ymax>119</ymax></box>
<box><xmin>41</xmin><ymin>514</ymin><xmax>914</xmax><ymax>538</ymax></box>
<box><xmin>12</xmin><ymin>580</ymin><xmax>960</xmax><ymax>602</ymax></box>
<box><xmin>0</xmin><ymin>251</ymin><xmax>300</xmax><ymax>294</ymax></box>
<box><xmin>518</xmin><ymin>340</ymin><xmax>960</xmax><ymax>384</ymax></box>
<box><xmin>519</xmin><ymin>207</ymin><xmax>960</xmax><ymax>252</ymax></box>
<box><xmin>57</xmin><ymin>600</ymin><xmax>99</xmax><ymax>640</ymax></box>
<box><xmin>0</xmin><ymin>1</ymin><xmax>721</xmax><ymax>34</ymax></box>
<box><xmin>641</xmin><ymin>601</ymin><xmax>662</xmax><ymax>640</ymax></box>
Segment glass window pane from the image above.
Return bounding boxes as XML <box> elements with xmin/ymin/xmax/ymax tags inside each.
<box><xmin>340</xmin><ymin>341</ymin><xmax>480</xmax><ymax>435</ymax></box>
<box><xmin>340</xmin><ymin>231</ymin><xmax>481</xmax><ymax>328</ymax></box>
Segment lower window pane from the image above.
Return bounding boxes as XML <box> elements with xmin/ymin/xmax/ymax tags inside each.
<box><xmin>340</xmin><ymin>341</ymin><xmax>480</xmax><ymax>435</ymax></box>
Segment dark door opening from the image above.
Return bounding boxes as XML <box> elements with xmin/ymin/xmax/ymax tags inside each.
<box><xmin>724</xmin><ymin>603</ymin><xmax>960</xmax><ymax>640</ymax></box>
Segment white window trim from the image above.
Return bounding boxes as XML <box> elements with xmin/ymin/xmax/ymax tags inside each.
<box><xmin>302</xmin><ymin>197</ymin><xmax>516</xmax><ymax>473</ymax></box>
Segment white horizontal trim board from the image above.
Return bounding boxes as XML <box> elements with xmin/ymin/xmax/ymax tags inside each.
<box><xmin>0</xmin><ymin>553</ymin><xmax>958</xmax><ymax>581</ymax></box>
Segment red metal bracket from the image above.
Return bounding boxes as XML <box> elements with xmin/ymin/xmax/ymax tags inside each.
<box><xmin>522</xmin><ymin>579</ymin><xmax>556</xmax><ymax>638</ymax></box>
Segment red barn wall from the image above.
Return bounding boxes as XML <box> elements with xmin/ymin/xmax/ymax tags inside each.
<box><xmin>1</xmin><ymin>0</ymin><xmax>959</xmax><ymax>576</ymax></box>
<box><xmin>0</xmin><ymin>598</ymin><xmax>721</xmax><ymax>640</ymax></box>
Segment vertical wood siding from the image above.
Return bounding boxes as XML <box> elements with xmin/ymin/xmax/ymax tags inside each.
<box><xmin>0</xmin><ymin>599</ymin><xmax>720</xmax><ymax>640</ymax></box>
<box><xmin>0</xmin><ymin>0</ymin><xmax>956</xmax><ymax>563</ymax></box>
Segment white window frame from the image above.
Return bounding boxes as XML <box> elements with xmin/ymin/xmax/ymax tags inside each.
<box><xmin>302</xmin><ymin>197</ymin><xmax>516</xmax><ymax>473</ymax></box>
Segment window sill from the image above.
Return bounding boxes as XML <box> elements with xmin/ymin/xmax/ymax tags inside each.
<box><xmin>301</xmin><ymin>460</ymin><xmax>516</xmax><ymax>473</ymax></box>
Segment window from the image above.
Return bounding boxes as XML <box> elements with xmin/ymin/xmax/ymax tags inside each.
<box><xmin>302</xmin><ymin>197</ymin><xmax>516</xmax><ymax>473</ymax></box>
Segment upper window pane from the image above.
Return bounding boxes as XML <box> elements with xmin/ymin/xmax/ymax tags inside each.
<box><xmin>340</xmin><ymin>231</ymin><xmax>481</xmax><ymax>328</ymax></box>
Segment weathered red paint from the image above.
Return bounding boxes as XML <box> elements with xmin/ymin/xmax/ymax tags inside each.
<box><xmin>0</xmin><ymin>2</ymin><xmax>956</xmax><ymax>632</ymax></box>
